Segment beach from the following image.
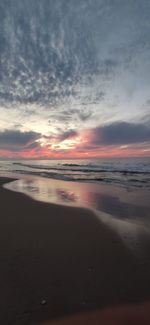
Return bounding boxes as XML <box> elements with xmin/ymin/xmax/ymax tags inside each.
<box><xmin>0</xmin><ymin>177</ymin><xmax>150</xmax><ymax>324</ymax></box>
<box><xmin>1</xmin><ymin>0</ymin><xmax>150</xmax><ymax>323</ymax></box>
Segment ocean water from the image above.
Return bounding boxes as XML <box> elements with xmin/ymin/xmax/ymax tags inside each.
<box><xmin>0</xmin><ymin>157</ymin><xmax>150</xmax><ymax>188</ymax></box>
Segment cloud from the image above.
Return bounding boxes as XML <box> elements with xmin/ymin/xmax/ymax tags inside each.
<box><xmin>51</xmin><ymin>108</ymin><xmax>93</xmax><ymax>124</ymax></box>
<box><xmin>58</xmin><ymin>129</ymin><xmax>78</xmax><ymax>142</ymax></box>
<box><xmin>0</xmin><ymin>130</ymin><xmax>41</xmax><ymax>150</ymax></box>
<box><xmin>0</xmin><ymin>122</ymin><xmax>150</xmax><ymax>159</ymax></box>
<box><xmin>41</xmin><ymin>129</ymin><xmax>78</xmax><ymax>143</ymax></box>
<box><xmin>0</xmin><ymin>0</ymin><xmax>150</xmax><ymax>155</ymax></box>
<box><xmin>78</xmin><ymin>109</ymin><xmax>93</xmax><ymax>121</ymax></box>
<box><xmin>86</xmin><ymin>122</ymin><xmax>150</xmax><ymax>146</ymax></box>
<box><xmin>1</xmin><ymin>0</ymin><xmax>149</xmax><ymax>110</ymax></box>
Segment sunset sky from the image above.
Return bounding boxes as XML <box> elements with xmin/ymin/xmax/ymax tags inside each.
<box><xmin>0</xmin><ymin>0</ymin><xmax>150</xmax><ymax>159</ymax></box>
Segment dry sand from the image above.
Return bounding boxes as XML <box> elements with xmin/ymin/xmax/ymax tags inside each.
<box><xmin>0</xmin><ymin>177</ymin><xmax>150</xmax><ymax>324</ymax></box>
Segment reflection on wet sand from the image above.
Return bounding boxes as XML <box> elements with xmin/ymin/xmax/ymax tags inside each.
<box><xmin>56</xmin><ymin>189</ymin><xmax>78</xmax><ymax>203</ymax></box>
<box><xmin>6</xmin><ymin>176</ymin><xmax>149</xmax><ymax>222</ymax></box>
<box><xmin>84</xmin><ymin>191</ymin><xmax>149</xmax><ymax>221</ymax></box>
<box><xmin>4</xmin><ymin>176</ymin><xmax>150</xmax><ymax>252</ymax></box>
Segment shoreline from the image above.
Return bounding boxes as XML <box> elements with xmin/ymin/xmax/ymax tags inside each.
<box><xmin>0</xmin><ymin>176</ymin><xmax>150</xmax><ymax>324</ymax></box>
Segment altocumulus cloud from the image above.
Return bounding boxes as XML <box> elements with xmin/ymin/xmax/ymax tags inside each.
<box><xmin>0</xmin><ymin>130</ymin><xmax>41</xmax><ymax>150</ymax></box>
<box><xmin>0</xmin><ymin>0</ymin><xmax>150</xmax><ymax>144</ymax></box>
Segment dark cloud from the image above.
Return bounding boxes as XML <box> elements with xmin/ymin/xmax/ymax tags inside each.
<box><xmin>58</xmin><ymin>130</ymin><xmax>78</xmax><ymax>142</ymax></box>
<box><xmin>90</xmin><ymin>122</ymin><xmax>150</xmax><ymax>145</ymax></box>
<box><xmin>0</xmin><ymin>130</ymin><xmax>41</xmax><ymax>150</ymax></box>
<box><xmin>41</xmin><ymin>129</ymin><xmax>78</xmax><ymax>143</ymax></box>
<box><xmin>26</xmin><ymin>141</ymin><xmax>41</xmax><ymax>150</ymax></box>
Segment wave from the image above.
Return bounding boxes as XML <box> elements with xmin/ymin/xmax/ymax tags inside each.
<box><xmin>1</xmin><ymin>159</ymin><xmax>148</xmax><ymax>189</ymax></box>
<box><xmin>12</xmin><ymin>168</ymin><xmax>150</xmax><ymax>189</ymax></box>
<box><xmin>12</xmin><ymin>162</ymin><xmax>150</xmax><ymax>174</ymax></box>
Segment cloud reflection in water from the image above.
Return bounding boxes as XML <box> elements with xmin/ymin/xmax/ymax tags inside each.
<box><xmin>4</xmin><ymin>177</ymin><xmax>150</xmax><ymax>252</ymax></box>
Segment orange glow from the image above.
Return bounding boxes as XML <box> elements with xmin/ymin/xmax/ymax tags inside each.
<box><xmin>0</xmin><ymin>128</ymin><xmax>150</xmax><ymax>159</ymax></box>
<box><xmin>0</xmin><ymin>143</ymin><xmax>150</xmax><ymax>159</ymax></box>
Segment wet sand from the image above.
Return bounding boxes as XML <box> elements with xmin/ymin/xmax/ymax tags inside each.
<box><xmin>41</xmin><ymin>301</ymin><xmax>150</xmax><ymax>325</ymax></box>
<box><xmin>0</xmin><ymin>177</ymin><xmax>150</xmax><ymax>324</ymax></box>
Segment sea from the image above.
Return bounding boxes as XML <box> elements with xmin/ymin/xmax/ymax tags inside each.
<box><xmin>0</xmin><ymin>157</ymin><xmax>150</xmax><ymax>188</ymax></box>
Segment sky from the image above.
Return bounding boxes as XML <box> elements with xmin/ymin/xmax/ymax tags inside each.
<box><xmin>0</xmin><ymin>0</ymin><xmax>150</xmax><ymax>159</ymax></box>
